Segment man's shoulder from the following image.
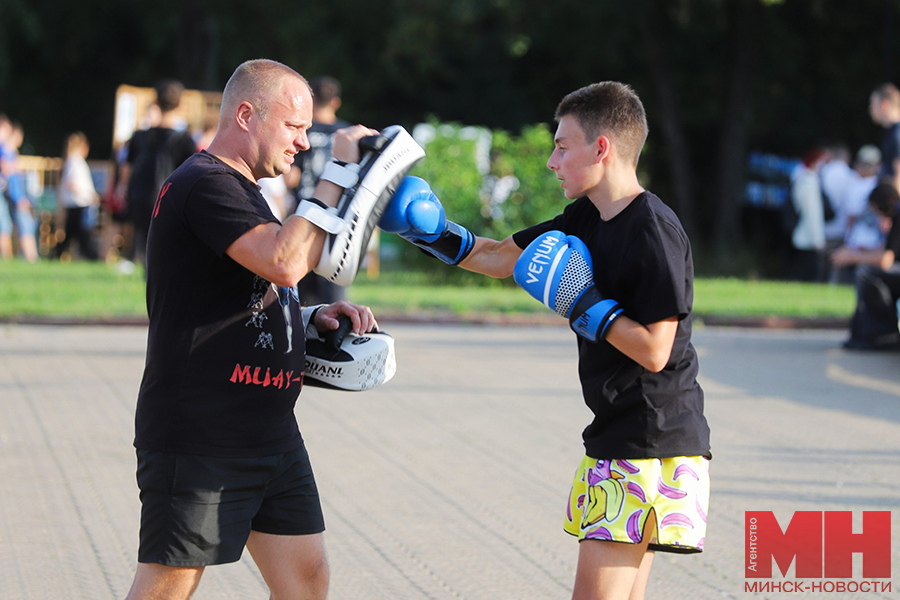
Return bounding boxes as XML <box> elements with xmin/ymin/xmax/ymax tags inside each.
<box><xmin>168</xmin><ymin>152</ymin><xmax>236</xmax><ymax>192</ymax></box>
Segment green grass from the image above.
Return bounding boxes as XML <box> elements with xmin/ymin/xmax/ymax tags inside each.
<box><xmin>0</xmin><ymin>260</ymin><xmax>147</xmax><ymax>318</ymax></box>
<box><xmin>0</xmin><ymin>261</ymin><xmax>856</xmax><ymax>320</ymax></box>
<box><xmin>692</xmin><ymin>277</ymin><xmax>855</xmax><ymax>319</ymax></box>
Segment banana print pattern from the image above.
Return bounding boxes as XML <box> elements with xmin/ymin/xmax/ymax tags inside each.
<box><xmin>565</xmin><ymin>456</ymin><xmax>710</xmax><ymax>554</ymax></box>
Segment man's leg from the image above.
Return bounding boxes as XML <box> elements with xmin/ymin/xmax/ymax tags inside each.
<box><xmin>246</xmin><ymin>531</ymin><xmax>329</xmax><ymax>600</ymax></box>
<box><xmin>124</xmin><ymin>563</ymin><xmax>204</xmax><ymax>600</ymax></box>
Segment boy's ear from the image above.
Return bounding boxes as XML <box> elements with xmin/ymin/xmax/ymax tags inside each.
<box><xmin>595</xmin><ymin>135</ymin><xmax>611</xmax><ymax>163</ymax></box>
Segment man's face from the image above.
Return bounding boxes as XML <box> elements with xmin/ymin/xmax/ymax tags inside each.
<box><xmin>251</xmin><ymin>78</ymin><xmax>313</xmax><ymax>180</ymax></box>
<box><xmin>546</xmin><ymin>115</ymin><xmax>601</xmax><ymax>200</ymax></box>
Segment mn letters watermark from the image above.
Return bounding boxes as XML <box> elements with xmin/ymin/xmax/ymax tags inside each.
<box><xmin>744</xmin><ymin>511</ymin><xmax>891</xmax><ymax>593</ymax></box>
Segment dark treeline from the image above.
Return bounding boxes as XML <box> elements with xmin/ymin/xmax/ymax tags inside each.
<box><xmin>1</xmin><ymin>0</ymin><xmax>898</xmax><ymax>268</ymax></box>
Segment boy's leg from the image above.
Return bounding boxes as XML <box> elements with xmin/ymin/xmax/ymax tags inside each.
<box><xmin>246</xmin><ymin>531</ymin><xmax>329</xmax><ymax>600</ymax></box>
<box><xmin>572</xmin><ymin>541</ymin><xmax>651</xmax><ymax>600</ymax></box>
<box><xmin>628</xmin><ymin>551</ymin><xmax>656</xmax><ymax>600</ymax></box>
<box><xmin>124</xmin><ymin>563</ymin><xmax>204</xmax><ymax>600</ymax></box>
<box><xmin>572</xmin><ymin>509</ymin><xmax>656</xmax><ymax>600</ymax></box>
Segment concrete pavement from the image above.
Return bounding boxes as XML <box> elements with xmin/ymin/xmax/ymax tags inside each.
<box><xmin>1</xmin><ymin>322</ymin><xmax>899</xmax><ymax>599</ymax></box>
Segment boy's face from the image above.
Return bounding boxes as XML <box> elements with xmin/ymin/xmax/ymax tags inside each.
<box><xmin>547</xmin><ymin>115</ymin><xmax>601</xmax><ymax>200</ymax></box>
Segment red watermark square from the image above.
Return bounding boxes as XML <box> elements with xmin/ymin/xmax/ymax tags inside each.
<box><xmin>745</xmin><ymin>511</ymin><xmax>891</xmax><ymax>579</ymax></box>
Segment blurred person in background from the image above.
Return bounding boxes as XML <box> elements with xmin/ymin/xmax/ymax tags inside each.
<box><xmin>832</xmin><ymin>183</ymin><xmax>900</xmax><ymax>350</ymax></box>
<box><xmin>0</xmin><ymin>115</ymin><xmax>13</xmax><ymax>259</ymax></box>
<box><xmin>118</xmin><ymin>79</ymin><xmax>197</xmax><ymax>268</ymax></box>
<box><xmin>820</xmin><ymin>142</ymin><xmax>855</xmax><ymax>277</ymax></box>
<box><xmin>58</xmin><ymin>132</ymin><xmax>100</xmax><ymax>261</ymax></box>
<box><xmin>869</xmin><ymin>83</ymin><xmax>900</xmax><ymax>192</ymax></box>
<box><xmin>789</xmin><ymin>147</ymin><xmax>827</xmax><ymax>281</ymax></box>
<box><xmin>833</xmin><ymin>145</ymin><xmax>883</xmax><ymax>283</ymax></box>
<box><xmin>3</xmin><ymin>122</ymin><xmax>39</xmax><ymax>262</ymax></box>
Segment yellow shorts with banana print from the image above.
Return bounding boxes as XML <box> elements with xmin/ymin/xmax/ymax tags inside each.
<box><xmin>565</xmin><ymin>455</ymin><xmax>709</xmax><ymax>553</ymax></box>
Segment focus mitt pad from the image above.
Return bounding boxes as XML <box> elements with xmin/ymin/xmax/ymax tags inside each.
<box><xmin>306</xmin><ymin>125</ymin><xmax>425</xmax><ymax>286</ymax></box>
<box><xmin>304</xmin><ymin>316</ymin><xmax>397</xmax><ymax>391</ymax></box>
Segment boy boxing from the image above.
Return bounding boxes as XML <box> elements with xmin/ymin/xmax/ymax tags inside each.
<box><xmin>381</xmin><ymin>82</ymin><xmax>710</xmax><ymax>600</ymax></box>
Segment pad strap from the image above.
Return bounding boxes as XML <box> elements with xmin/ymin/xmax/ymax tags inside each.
<box><xmin>301</xmin><ymin>303</ymin><xmax>328</xmax><ymax>338</ymax></box>
<box><xmin>320</xmin><ymin>159</ymin><xmax>361</xmax><ymax>189</ymax></box>
<box><xmin>295</xmin><ymin>198</ymin><xmax>347</xmax><ymax>234</ymax></box>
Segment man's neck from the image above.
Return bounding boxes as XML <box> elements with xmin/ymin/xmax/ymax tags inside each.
<box><xmin>206</xmin><ymin>140</ymin><xmax>256</xmax><ymax>184</ymax></box>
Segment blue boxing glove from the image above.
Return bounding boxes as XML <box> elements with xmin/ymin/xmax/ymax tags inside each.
<box><xmin>379</xmin><ymin>176</ymin><xmax>475</xmax><ymax>265</ymax></box>
<box><xmin>513</xmin><ymin>230</ymin><xmax>623</xmax><ymax>342</ymax></box>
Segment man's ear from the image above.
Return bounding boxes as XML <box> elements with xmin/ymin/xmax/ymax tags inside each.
<box><xmin>235</xmin><ymin>101</ymin><xmax>254</xmax><ymax>131</ymax></box>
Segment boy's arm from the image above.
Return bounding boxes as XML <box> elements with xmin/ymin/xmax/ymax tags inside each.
<box><xmin>605</xmin><ymin>317</ymin><xmax>678</xmax><ymax>373</ymax></box>
<box><xmin>459</xmin><ymin>235</ymin><xmax>522</xmax><ymax>279</ymax></box>
<box><xmin>381</xmin><ymin>176</ymin><xmax>522</xmax><ymax>276</ymax></box>
<box><xmin>514</xmin><ymin>230</ymin><xmax>680</xmax><ymax>372</ymax></box>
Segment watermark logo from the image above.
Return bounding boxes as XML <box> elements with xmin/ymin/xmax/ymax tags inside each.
<box><xmin>744</xmin><ymin>511</ymin><xmax>891</xmax><ymax>593</ymax></box>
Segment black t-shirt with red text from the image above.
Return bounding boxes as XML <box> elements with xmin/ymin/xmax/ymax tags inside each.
<box><xmin>134</xmin><ymin>151</ymin><xmax>306</xmax><ymax>458</ymax></box>
<box><xmin>513</xmin><ymin>192</ymin><xmax>710</xmax><ymax>460</ymax></box>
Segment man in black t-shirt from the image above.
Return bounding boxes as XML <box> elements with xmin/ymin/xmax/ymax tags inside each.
<box><xmin>833</xmin><ymin>183</ymin><xmax>900</xmax><ymax>350</ymax></box>
<box><xmin>125</xmin><ymin>59</ymin><xmax>380</xmax><ymax>600</ymax></box>
<box><xmin>383</xmin><ymin>82</ymin><xmax>709</xmax><ymax>600</ymax></box>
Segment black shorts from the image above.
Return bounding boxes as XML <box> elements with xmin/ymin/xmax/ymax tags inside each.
<box><xmin>136</xmin><ymin>444</ymin><xmax>325</xmax><ymax>567</ymax></box>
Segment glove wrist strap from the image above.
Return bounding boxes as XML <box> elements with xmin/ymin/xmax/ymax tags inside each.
<box><xmin>320</xmin><ymin>159</ymin><xmax>361</xmax><ymax>189</ymax></box>
<box><xmin>295</xmin><ymin>198</ymin><xmax>347</xmax><ymax>234</ymax></box>
<box><xmin>569</xmin><ymin>286</ymin><xmax>624</xmax><ymax>341</ymax></box>
<box><xmin>414</xmin><ymin>221</ymin><xmax>475</xmax><ymax>265</ymax></box>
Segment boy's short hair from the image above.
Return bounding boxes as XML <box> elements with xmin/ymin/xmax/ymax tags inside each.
<box><xmin>869</xmin><ymin>182</ymin><xmax>900</xmax><ymax>217</ymax></box>
<box><xmin>555</xmin><ymin>82</ymin><xmax>648</xmax><ymax>167</ymax></box>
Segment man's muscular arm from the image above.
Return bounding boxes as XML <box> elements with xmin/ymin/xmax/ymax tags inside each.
<box><xmin>226</xmin><ymin>126</ymin><xmax>374</xmax><ymax>286</ymax></box>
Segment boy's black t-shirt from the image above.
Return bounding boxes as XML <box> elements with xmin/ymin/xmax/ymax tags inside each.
<box><xmin>513</xmin><ymin>192</ymin><xmax>711</xmax><ymax>460</ymax></box>
<box><xmin>134</xmin><ymin>151</ymin><xmax>306</xmax><ymax>458</ymax></box>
